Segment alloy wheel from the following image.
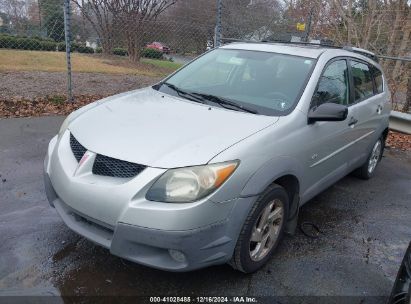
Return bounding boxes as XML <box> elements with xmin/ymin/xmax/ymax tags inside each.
<box><xmin>368</xmin><ymin>140</ymin><xmax>382</xmax><ymax>174</ymax></box>
<box><xmin>249</xmin><ymin>199</ymin><xmax>284</xmax><ymax>262</ymax></box>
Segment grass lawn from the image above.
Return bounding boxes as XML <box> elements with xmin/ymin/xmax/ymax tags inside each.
<box><xmin>141</xmin><ymin>58</ymin><xmax>183</xmax><ymax>70</ymax></box>
<box><xmin>0</xmin><ymin>49</ymin><xmax>182</xmax><ymax>77</ymax></box>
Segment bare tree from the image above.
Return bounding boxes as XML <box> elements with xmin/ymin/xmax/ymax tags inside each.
<box><xmin>331</xmin><ymin>0</ymin><xmax>385</xmax><ymax>49</ymax></box>
<box><xmin>390</xmin><ymin>8</ymin><xmax>411</xmax><ymax>81</ymax></box>
<box><xmin>0</xmin><ymin>0</ymin><xmax>29</xmax><ymax>34</ymax></box>
<box><xmin>27</xmin><ymin>0</ymin><xmax>41</xmax><ymax>26</ymax></box>
<box><xmin>108</xmin><ymin>0</ymin><xmax>177</xmax><ymax>62</ymax></box>
<box><xmin>405</xmin><ymin>63</ymin><xmax>411</xmax><ymax>112</ymax></box>
<box><xmin>223</xmin><ymin>0</ymin><xmax>284</xmax><ymax>40</ymax></box>
<box><xmin>71</xmin><ymin>0</ymin><xmax>116</xmax><ymax>55</ymax></box>
<box><xmin>162</xmin><ymin>0</ymin><xmax>215</xmax><ymax>53</ymax></box>
<box><xmin>384</xmin><ymin>0</ymin><xmax>407</xmax><ymax>63</ymax></box>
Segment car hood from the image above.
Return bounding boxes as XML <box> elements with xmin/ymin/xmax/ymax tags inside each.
<box><xmin>69</xmin><ymin>88</ymin><xmax>278</xmax><ymax>168</ymax></box>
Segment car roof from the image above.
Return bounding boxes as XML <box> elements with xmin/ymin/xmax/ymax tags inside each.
<box><xmin>220</xmin><ymin>42</ymin><xmax>327</xmax><ymax>59</ymax></box>
<box><xmin>220</xmin><ymin>42</ymin><xmax>381</xmax><ymax>67</ymax></box>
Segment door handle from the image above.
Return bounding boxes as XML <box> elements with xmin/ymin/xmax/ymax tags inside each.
<box><xmin>348</xmin><ymin>117</ymin><xmax>358</xmax><ymax>127</ymax></box>
<box><xmin>377</xmin><ymin>105</ymin><xmax>383</xmax><ymax>114</ymax></box>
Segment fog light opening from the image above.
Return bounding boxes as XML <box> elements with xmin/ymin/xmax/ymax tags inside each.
<box><xmin>168</xmin><ymin>249</ymin><xmax>186</xmax><ymax>263</ymax></box>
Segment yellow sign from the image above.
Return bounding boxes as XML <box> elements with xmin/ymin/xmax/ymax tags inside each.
<box><xmin>296</xmin><ymin>23</ymin><xmax>306</xmax><ymax>31</ymax></box>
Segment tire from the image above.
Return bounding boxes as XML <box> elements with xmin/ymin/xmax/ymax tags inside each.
<box><xmin>229</xmin><ymin>184</ymin><xmax>289</xmax><ymax>273</ymax></box>
<box><xmin>354</xmin><ymin>136</ymin><xmax>384</xmax><ymax>180</ymax></box>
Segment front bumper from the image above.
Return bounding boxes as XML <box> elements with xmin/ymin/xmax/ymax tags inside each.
<box><xmin>44</xmin><ymin>173</ymin><xmax>256</xmax><ymax>271</ymax></box>
<box><xmin>44</xmin><ymin>134</ymin><xmax>256</xmax><ymax>271</ymax></box>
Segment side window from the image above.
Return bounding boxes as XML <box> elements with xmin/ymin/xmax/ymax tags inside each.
<box><xmin>312</xmin><ymin>60</ymin><xmax>349</xmax><ymax>108</ymax></box>
<box><xmin>350</xmin><ymin>60</ymin><xmax>374</xmax><ymax>101</ymax></box>
<box><xmin>372</xmin><ymin>66</ymin><xmax>384</xmax><ymax>94</ymax></box>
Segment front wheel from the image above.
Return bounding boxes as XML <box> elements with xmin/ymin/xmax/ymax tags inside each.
<box><xmin>229</xmin><ymin>184</ymin><xmax>289</xmax><ymax>273</ymax></box>
<box><xmin>355</xmin><ymin>137</ymin><xmax>384</xmax><ymax>180</ymax></box>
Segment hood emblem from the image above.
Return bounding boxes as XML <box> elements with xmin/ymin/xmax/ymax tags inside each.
<box><xmin>74</xmin><ymin>151</ymin><xmax>94</xmax><ymax>177</ymax></box>
<box><xmin>78</xmin><ymin>152</ymin><xmax>90</xmax><ymax>167</ymax></box>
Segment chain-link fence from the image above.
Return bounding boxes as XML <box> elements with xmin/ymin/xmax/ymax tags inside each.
<box><xmin>0</xmin><ymin>0</ymin><xmax>64</xmax><ymax>51</ymax></box>
<box><xmin>0</xmin><ymin>0</ymin><xmax>410</xmax><ymax>112</ymax></box>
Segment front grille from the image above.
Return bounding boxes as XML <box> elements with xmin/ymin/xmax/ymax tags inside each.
<box><xmin>70</xmin><ymin>133</ymin><xmax>145</xmax><ymax>178</ymax></box>
<box><xmin>70</xmin><ymin>133</ymin><xmax>87</xmax><ymax>162</ymax></box>
<box><xmin>92</xmin><ymin>154</ymin><xmax>146</xmax><ymax>178</ymax></box>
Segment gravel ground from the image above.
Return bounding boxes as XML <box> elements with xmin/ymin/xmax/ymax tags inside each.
<box><xmin>0</xmin><ymin>117</ymin><xmax>410</xmax><ymax>303</ymax></box>
<box><xmin>0</xmin><ymin>71</ymin><xmax>161</xmax><ymax>100</ymax></box>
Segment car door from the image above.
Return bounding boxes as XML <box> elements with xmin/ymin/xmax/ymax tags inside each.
<box><xmin>348</xmin><ymin>59</ymin><xmax>386</xmax><ymax>165</ymax></box>
<box><xmin>301</xmin><ymin>58</ymin><xmax>360</xmax><ymax>201</ymax></box>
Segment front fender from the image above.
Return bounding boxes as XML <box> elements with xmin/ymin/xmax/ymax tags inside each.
<box><xmin>240</xmin><ymin>156</ymin><xmax>303</xmax><ymax>197</ymax></box>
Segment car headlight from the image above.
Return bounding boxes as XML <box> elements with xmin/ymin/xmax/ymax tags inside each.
<box><xmin>146</xmin><ymin>161</ymin><xmax>239</xmax><ymax>203</ymax></box>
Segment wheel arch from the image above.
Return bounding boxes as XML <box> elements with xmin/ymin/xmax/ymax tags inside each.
<box><xmin>240</xmin><ymin>157</ymin><xmax>302</xmax><ymax>231</ymax></box>
<box><xmin>273</xmin><ymin>175</ymin><xmax>300</xmax><ymax>211</ymax></box>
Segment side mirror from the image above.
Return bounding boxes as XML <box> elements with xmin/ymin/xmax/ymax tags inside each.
<box><xmin>308</xmin><ymin>103</ymin><xmax>348</xmax><ymax>124</ymax></box>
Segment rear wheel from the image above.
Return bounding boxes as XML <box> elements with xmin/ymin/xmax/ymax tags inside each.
<box><xmin>230</xmin><ymin>184</ymin><xmax>288</xmax><ymax>273</ymax></box>
<box><xmin>355</xmin><ymin>137</ymin><xmax>383</xmax><ymax>180</ymax></box>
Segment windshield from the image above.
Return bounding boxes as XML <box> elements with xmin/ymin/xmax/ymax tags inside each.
<box><xmin>157</xmin><ymin>48</ymin><xmax>316</xmax><ymax>116</ymax></box>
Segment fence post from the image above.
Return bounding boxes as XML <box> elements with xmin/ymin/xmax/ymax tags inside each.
<box><xmin>63</xmin><ymin>0</ymin><xmax>73</xmax><ymax>102</ymax></box>
<box><xmin>215</xmin><ymin>0</ymin><xmax>222</xmax><ymax>47</ymax></box>
<box><xmin>305</xmin><ymin>8</ymin><xmax>313</xmax><ymax>42</ymax></box>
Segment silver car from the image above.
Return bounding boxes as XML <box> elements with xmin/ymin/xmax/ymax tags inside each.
<box><xmin>44</xmin><ymin>42</ymin><xmax>390</xmax><ymax>273</ymax></box>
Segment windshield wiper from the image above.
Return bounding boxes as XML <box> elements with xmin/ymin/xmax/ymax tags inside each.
<box><xmin>191</xmin><ymin>92</ymin><xmax>258</xmax><ymax>114</ymax></box>
<box><xmin>162</xmin><ymin>83</ymin><xmax>206</xmax><ymax>104</ymax></box>
<box><xmin>162</xmin><ymin>83</ymin><xmax>257</xmax><ymax>114</ymax></box>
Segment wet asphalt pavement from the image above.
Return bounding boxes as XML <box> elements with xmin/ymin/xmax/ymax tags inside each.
<box><xmin>0</xmin><ymin>116</ymin><xmax>410</xmax><ymax>302</ymax></box>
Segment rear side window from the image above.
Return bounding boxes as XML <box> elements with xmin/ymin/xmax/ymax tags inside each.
<box><xmin>372</xmin><ymin>67</ymin><xmax>384</xmax><ymax>94</ymax></box>
<box><xmin>312</xmin><ymin>59</ymin><xmax>350</xmax><ymax>107</ymax></box>
<box><xmin>350</xmin><ymin>60</ymin><xmax>374</xmax><ymax>101</ymax></box>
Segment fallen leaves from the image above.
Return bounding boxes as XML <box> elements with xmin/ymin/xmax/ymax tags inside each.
<box><xmin>0</xmin><ymin>95</ymin><xmax>103</xmax><ymax>118</ymax></box>
<box><xmin>386</xmin><ymin>130</ymin><xmax>411</xmax><ymax>151</ymax></box>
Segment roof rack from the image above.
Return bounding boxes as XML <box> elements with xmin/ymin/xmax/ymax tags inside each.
<box><xmin>221</xmin><ymin>37</ymin><xmax>339</xmax><ymax>48</ymax></box>
<box><xmin>220</xmin><ymin>38</ymin><xmax>380</xmax><ymax>62</ymax></box>
<box><xmin>342</xmin><ymin>46</ymin><xmax>379</xmax><ymax>62</ymax></box>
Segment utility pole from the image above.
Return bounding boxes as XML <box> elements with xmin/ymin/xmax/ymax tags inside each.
<box><xmin>38</xmin><ymin>0</ymin><xmax>42</xmax><ymax>28</ymax></box>
<box><xmin>305</xmin><ymin>8</ymin><xmax>313</xmax><ymax>43</ymax></box>
<box><xmin>63</xmin><ymin>0</ymin><xmax>73</xmax><ymax>102</ymax></box>
<box><xmin>215</xmin><ymin>0</ymin><xmax>222</xmax><ymax>47</ymax></box>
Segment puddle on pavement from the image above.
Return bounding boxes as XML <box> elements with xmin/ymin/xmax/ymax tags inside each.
<box><xmin>53</xmin><ymin>240</ymin><xmax>80</xmax><ymax>262</ymax></box>
<box><xmin>53</xmin><ymin>245</ymin><xmax>247</xmax><ymax>296</ymax></box>
<box><xmin>50</xmin><ymin>191</ymin><xmax>359</xmax><ymax>297</ymax></box>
